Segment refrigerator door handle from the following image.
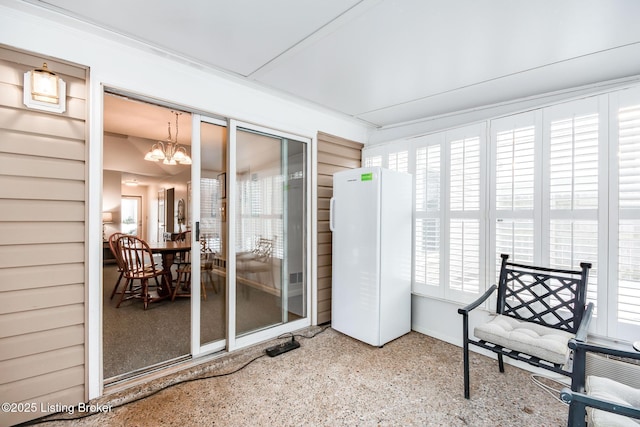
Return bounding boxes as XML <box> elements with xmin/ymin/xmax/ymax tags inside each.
<box><xmin>329</xmin><ymin>197</ymin><xmax>336</xmax><ymax>232</ymax></box>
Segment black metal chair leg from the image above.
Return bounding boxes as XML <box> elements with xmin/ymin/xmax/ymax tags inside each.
<box><xmin>462</xmin><ymin>313</ymin><xmax>471</xmax><ymax>399</ymax></box>
<box><xmin>498</xmin><ymin>353</ymin><xmax>505</xmax><ymax>373</ymax></box>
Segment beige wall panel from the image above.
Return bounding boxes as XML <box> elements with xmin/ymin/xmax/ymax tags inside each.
<box><xmin>317</xmin><ymin>277</ymin><xmax>331</xmax><ymax>289</ymax></box>
<box><xmin>317</xmin><ymin>132</ymin><xmax>363</xmax><ymax>149</ymax></box>
<box><xmin>317</xmin><ymin>152</ymin><xmax>361</xmax><ymax>168</ymax></box>
<box><xmin>0</xmin><ymin>304</ymin><xmax>84</xmax><ymax>339</ymax></box>
<box><xmin>317</xmin><ymin>265</ymin><xmax>331</xmax><ymax>279</ymax></box>
<box><xmin>0</xmin><ymin>50</ymin><xmax>87</xmax><ymax>425</ymax></box>
<box><xmin>317</xmin><ymin>254</ymin><xmax>331</xmax><ymax>267</ymax></box>
<box><xmin>317</xmin><ymin>198</ymin><xmax>330</xmax><ymax>210</ymax></box>
<box><xmin>317</xmin><ymin>132</ymin><xmax>362</xmax><ymax>325</ymax></box>
<box><xmin>0</xmin><ymin>106</ymin><xmax>85</xmax><ymax>140</ymax></box>
<box><xmin>0</xmin><ymin>222</ymin><xmax>84</xmax><ymax>245</ymax></box>
<box><xmin>0</xmin><ymin>365</ymin><xmax>84</xmax><ymax>408</ymax></box>
<box><xmin>318</xmin><ymin>242</ymin><xmax>331</xmax><ymax>256</ymax></box>
<box><xmin>0</xmin><ymin>199</ymin><xmax>84</xmax><ymax>222</ymax></box>
<box><xmin>0</xmin><ymin>325</ymin><xmax>84</xmax><ymax>361</ymax></box>
<box><xmin>0</xmin><ymin>243</ymin><xmax>83</xmax><ymax>269</ymax></box>
<box><xmin>0</xmin><ymin>81</ymin><xmax>87</xmax><ymax>120</ymax></box>
<box><xmin>317</xmin><ymin>141</ymin><xmax>363</xmax><ymax>159</ymax></box>
<box><xmin>317</xmin><ymin>210</ymin><xmax>330</xmax><ymax>222</ymax></box>
<box><xmin>317</xmin><ymin>163</ymin><xmax>350</xmax><ymax>176</ymax></box>
<box><xmin>0</xmin><ymin>152</ymin><xmax>84</xmax><ymax>180</ymax></box>
<box><xmin>0</xmin><ymin>345</ymin><xmax>83</xmax><ymax>384</ymax></box>
<box><xmin>1</xmin><ymin>385</ymin><xmax>85</xmax><ymax>427</ymax></box>
<box><xmin>317</xmin><ymin>187</ymin><xmax>333</xmax><ymax>199</ymax></box>
<box><xmin>317</xmin><ymin>311</ymin><xmax>330</xmax><ymax>325</ymax></box>
<box><xmin>317</xmin><ymin>221</ymin><xmax>330</xmax><ymax>233</ymax></box>
<box><xmin>0</xmin><ymin>176</ymin><xmax>84</xmax><ymax>201</ymax></box>
<box><xmin>317</xmin><ymin>174</ymin><xmax>333</xmax><ymax>187</ymax></box>
<box><xmin>0</xmin><ymin>264</ymin><xmax>84</xmax><ymax>292</ymax></box>
<box><xmin>0</xmin><ymin>284</ymin><xmax>84</xmax><ymax>315</ymax></box>
<box><xmin>318</xmin><ymin>287</ymin><xmax>331</xmax><ymax>301</ymax></box>
<box><xmin>318</xmin><ymin>232</ymin><xmax>331</xmax><ymax>244</ymax></box>
<box><xmin>0</xmin><ymin>52</ymin><xmax>86</xmax><ymax>80</ymax></box>
<box><xmin>0</xmin><ymin>129</ymin><xmax>85</xmax><ymax>161</ymax></box>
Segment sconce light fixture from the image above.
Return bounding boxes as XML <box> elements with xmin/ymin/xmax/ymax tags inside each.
<box><xmin>23</xmin><ymin>62</ymin><xmax>66</xmax><ymax>113</ymax></box>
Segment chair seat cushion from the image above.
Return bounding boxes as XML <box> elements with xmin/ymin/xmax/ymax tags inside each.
<box><xmin>587</xmin><ymin>375</ymin><xmax>640</xmax><ymax>426</ymax></box>
<box><xmin>473</xmin><ymin>314</ymin><xmax>573</xmax><ymax>364</ymax></box>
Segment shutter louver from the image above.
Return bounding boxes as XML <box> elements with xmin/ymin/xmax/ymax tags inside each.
<box><xmin>618</xmin><ymin>220</ymin><xmax>640</xmax><ymax>324</ymax></box>
<box><xmin>449</xmin><ymin>136</ymin><xmax>481</xmax><ymax>295</ymax></box>
<box><xmin>449</xmin><ymin>219</ymin><xmax>480</xmax><ymax>293</ymax></box>
<box><xmin>617</xmin><ymin>104</ymin><xmax>640</xmax><ymax>326</ymax></box>
<box><xmin>450</xmin><ymin>138</ymin><xmax>480</xmax><ymax>211</ymax></box>
<box><xmin>415</xmin><ymin>145</ymin><xmax>441</xmax><ymax>287</ymax></box>
<box><xmin>548</xmin><ymin>112</ymin><xmax>600</xmax><ymax>310</ymax></box>
<box><xmin>363</xmin><ymin>155</ymin><xmax>382</xmax><ymax>168</ymax></box>
<box><xmin>388</xmin><ymin>150</ymin><xmax>408</xmax><ymax>173</ymax></box>
<box><xmin>549</xmin><ymin>114</ymin><xmax>599</xmax><ymax>210</ymax></box>
<box><xmin>496</xmin><ymin>127</ymin><xmax>535</xmax><ymax>210</ymax></box>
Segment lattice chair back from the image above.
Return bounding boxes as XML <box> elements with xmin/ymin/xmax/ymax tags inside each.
<box><xmin>495</xmin><ymin>253</ymin><xmax>591</xmax><ymax>334</ymax></box>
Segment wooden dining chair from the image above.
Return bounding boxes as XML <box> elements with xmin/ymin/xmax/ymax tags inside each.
<box><xmin>116</xmin><ymin>235</ymin><xmax>167</xmax><ymax>309</ymax></box>
<box><xmin>108</xmin><ymin>232</ymin><xmax>132</xmax><ymax>300</ymax></box>
<box><xmin>172</xmin><ymin>239</ymin><xmax>217</xmax><ymax>301</ymax></box>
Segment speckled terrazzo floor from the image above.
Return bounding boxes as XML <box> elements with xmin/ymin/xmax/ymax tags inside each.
<box><xmin>33</xmin><ymin>328</ymin><xmax>569</xmax><ymax>427</ymax></box>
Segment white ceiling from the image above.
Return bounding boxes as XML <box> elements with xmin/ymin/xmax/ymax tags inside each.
<box><xmin>27</xmin><ymin>0</ymin><xmax>640</xmax><ymax>129</ymax></box>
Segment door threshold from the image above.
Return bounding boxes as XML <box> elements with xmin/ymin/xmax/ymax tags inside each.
<box><xmin>103</xmin><ymin>351</ymin><xmax>226</xmax><ymax>396</ymax></box>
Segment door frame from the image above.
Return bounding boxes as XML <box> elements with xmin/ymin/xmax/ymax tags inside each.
<box><xmin>93</xmin><ymin>88</ymin><xmax>315</xmax><ymax>397</ymax></box>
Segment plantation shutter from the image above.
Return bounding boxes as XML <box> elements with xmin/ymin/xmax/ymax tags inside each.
<box><xmin>614</xmin><ymin>88</ymin><xmax>640</xmax><ymax>338</ymax></box>
<box><xmin>414</xmin><ymin>137</ymin><xmax>442</xmax><ymax>295</ymax></box>
<box><xmin>544</xmin><ymin>99</ymin><xmax>602</xmax><ymax>310</ymax></box>
<box><xmin>490</xmin><ymin>112</ymin><xmax>539</xmax><ymax>282</ymax></box>
<box><xmin>447</xmin><ymin>124</ymin><xmax>486</xmax><ymax>301</ymax></box>
<box><xmin>388</xmin><ymin>150</ymin><xmax>408</xmax><ymax>173</ymax></box>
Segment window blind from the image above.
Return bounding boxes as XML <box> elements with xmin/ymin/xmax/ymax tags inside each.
<box><xmin>448</xmin><ymin>135</ymin><xmax>482</xmax><ymax>298</ymax></box>
<box><xmin>415</xmin><ymin>145</ymin><xmax>441</xmax><ymax>288</ymax></box>
<box><xmin>548</xmin><ymin>113</ymin><xmax>599</xmax><ymax>307</ymax></box>
<box><xmin>617</xmin><ymin>103</ymin><xmax>640</xmax><ymax>327</ymax></box>
<box><xmin>388</xmin><ymin>150</ymin><xmax>408</xmax><ymax>173</ymax></box>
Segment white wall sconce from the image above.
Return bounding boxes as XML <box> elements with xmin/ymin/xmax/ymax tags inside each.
<box><xmin>23</xmin><ymin>62</ymin><xmax>66</xmax><ymax>113</ymax></box>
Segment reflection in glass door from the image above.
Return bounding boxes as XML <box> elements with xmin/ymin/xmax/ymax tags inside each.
<box><xmin>198</xmin><ymin>120</ymin><xmax>227</xmax><ymax>347</ymax></box>
<box><xmin>235</xmin><ymin>127</ymin><xmax>307</xmax><ymax>337</ymax></box>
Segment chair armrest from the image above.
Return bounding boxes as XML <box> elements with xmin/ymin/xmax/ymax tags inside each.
<box><xmin>574</xmin><ymin>302</ymin><xmax>594</xmax><ymax>343</ymax></box>
<box><xmin>568</xmin><ymin>338</ymin><xmax>640</xmax><ymax>362</ymax></box>
<box><xmin>457</xmin><ymin>285</ymin><xmax>497</xmax><ymax>315</ymax></box>
<box><xmin>561</xmin><ymin>387</ymin><xmax>640</xmax><ymax>420</ymax></box>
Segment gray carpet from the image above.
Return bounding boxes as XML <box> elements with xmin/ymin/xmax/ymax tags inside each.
<box><xmin>46</xmin><ymin>327</ymin><xmax>569</xmax><ymax>426</ymax></box>
<box><xmin>103</xmin><ymin>264</ymin><xmax>292</xmax><ymax>380</ymax></box>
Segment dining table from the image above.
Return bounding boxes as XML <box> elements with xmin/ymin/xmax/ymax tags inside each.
<box><xmin>146</xmin><ymin>240</ymin><xmax>191</xmax><ymax>297</ymax></box>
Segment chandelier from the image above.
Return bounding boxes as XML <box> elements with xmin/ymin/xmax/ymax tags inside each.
<box><xmin>144</xmin><ymin>111</ymin><xmax>192</xmax><ymax>165</ymax></box>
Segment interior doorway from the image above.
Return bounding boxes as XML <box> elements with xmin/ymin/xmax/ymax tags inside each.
<box><xmin>121</xmin><ymin>196</ymin><xmax>141</xmax><ymax>237</ymax></box>
<box><xmin>102</xmin><ymin>93</ymin><xmax>193</xmax><ymax>381</ymax></box>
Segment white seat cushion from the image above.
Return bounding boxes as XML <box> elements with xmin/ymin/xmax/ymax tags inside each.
<box><xmin>587</xmin><ymin>375</ymin><xmax>640</xmax><ymax>427</ymax></box>
<box><xmin>473</xmin><ymin>314</ymin><xmax>573</xmax><ymax>365</ymax></box>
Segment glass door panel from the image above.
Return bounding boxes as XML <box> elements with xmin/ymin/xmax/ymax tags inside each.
<box><xmin>199</xmin><ymin>120</ymin><xmax>227</xmax><ymax>346</ymax></box>
<box><xmin>235</xmin><ymin>128</ymin><xmax>307</xmax><ymax>337</ymax></box>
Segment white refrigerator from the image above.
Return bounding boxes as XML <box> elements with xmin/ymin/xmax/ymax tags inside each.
<box><xmin>330</xmin><ymin>167</ymin><xmax>412</xmax><ymax>346</ymax></box>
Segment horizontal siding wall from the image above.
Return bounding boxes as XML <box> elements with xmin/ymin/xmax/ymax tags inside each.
<box><xmin>316</xmin><ymin>132</ymin><xmax>362</xmax><ymax>324</ymax></box>
<box><xmin>0</xmin><ymin>47</ymin><xmax>87</xmax><ymax>426</ymax></box>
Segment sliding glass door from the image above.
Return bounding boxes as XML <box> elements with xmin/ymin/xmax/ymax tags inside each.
<box><xmin>191</xmin><ymin>117</ymin><xmax>228</xmax><ymax>354</ymax></box>
<box><xmin>234</xmin><ymin>127</ymin><xmax>307</xmax><ymax>337</ymax></box>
